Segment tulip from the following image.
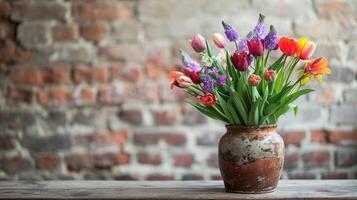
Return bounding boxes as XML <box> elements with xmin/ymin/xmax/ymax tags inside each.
<box><xmin>197</xmin><ymin>93</ymin><xmax>217</xmax><ymax>107</ymax></box>
<box><xmin>248</xmin><ymin>74</ymin><xmax>261</xmax><ymax>86</ymax></box>
<box><xmin>168</xmin><ymin>71</ymin><xmax>193</xmax><ymax>89</ymax></box>
<box><xmin>263</xmin><ymin>70</ymin><xmax>276</xmax><ymax>82</ymax></box>
<box><xmin>247</xmin><ymin>39</ymin><xmax>265</xmax><ymax>56</ymax></box>
<box><xmin>231</xmin><ymin>51</ymin><xmax>249</xmax><ymax>71</ymax></box>
<box><xmin>278</xmin><ymin>37</ymin><xmax>297</xmax><ymax>56</ymax></box>
<box><xmin>296</xmin><ymin>37</ymin><xmax>316</xmax><ymax>60</ymax></box>
<box><xmin>300</xmin><ymin>57</ymin><xmax>330</xmax><ymax>85</ymax></box>
<box><xmin>183</xmin><ymin>67</ymin><xmax>201</xmax><ymax>84</ymax></box>
<box><xmin>212</xmin><ymin>33</ymin><xmax>226</xmax><ymax>49</ymax></box>
<box><xmin>190</xmin><ymin>34</ymin><xmax>206</xmax><ymax>53</ymax></box>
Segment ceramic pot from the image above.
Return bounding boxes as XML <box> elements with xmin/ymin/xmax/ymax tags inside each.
<box><xmin>218</xmin><ymin>124</ymin><xmax>284</xmax><ymax>193</ymax></box>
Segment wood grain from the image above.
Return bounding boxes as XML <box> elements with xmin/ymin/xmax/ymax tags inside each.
<box><xmin>0</xmin><ymin>180</ymin><xmax>356</xmax><ymax>200</ymax></box>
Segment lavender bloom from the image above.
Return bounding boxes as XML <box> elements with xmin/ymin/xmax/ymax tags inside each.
<box><xmin>264</xmin><ymin>25</ymin><xmax>279</xmax><ymax>50</ymax></box>
<box><xmin>222</xmin><ymin>21</ymin><xmax>239</xmax><ymax>42</ymax></box>
<box><xmin>216</xmin><ymin>75</ymin><xmax>227</xmax><ymax>85</ymax></box>
<box><xmin>179</xmin><ymin>50</ymin><xmax>200</xmax><ymax>71</ymax></box>
<box><xmin>252</xmin><ymin>14</ymin><xmax>268</xmax><ymax>40</ymax></box>
<box><xmin>237</xmin><ymin>38</ymin><xmax>248</xmax><ymax>53</ymax></box>
<box><xmin>202</xmin><ymin>78</ymin><xmax>214</xmax><ymax>93</ymax></box>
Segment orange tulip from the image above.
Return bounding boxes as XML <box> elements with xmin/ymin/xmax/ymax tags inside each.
<box><xmin>169</xmin><ymin>71</ymin><xmax>193</xmax><ymax>89</ymax></box>
<box><xmin>300</xmin><ymin>57</ymin><xmax>330</xmax><ymax>85</ymax></box>
<box><xmin>296</xmin><ymin>37</ymin><xmax>316</xmax><ymax>60</ymax></box>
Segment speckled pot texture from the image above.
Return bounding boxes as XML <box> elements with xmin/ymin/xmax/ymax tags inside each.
<box><xmin>218</xmin><ymin>125</ymin><xmax>284</xmax><ymax>193</ymax></box>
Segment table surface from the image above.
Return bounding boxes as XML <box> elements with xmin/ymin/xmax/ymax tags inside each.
<box><xmin>0</xmin><ymin>180</ymin><xmax>356</xmax><ymax>200</ymax></box>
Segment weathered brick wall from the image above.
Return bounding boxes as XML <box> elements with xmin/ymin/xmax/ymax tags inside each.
<box><xmin>0</xmin><ymin>0</ymin><xmax>356</xmax><ymax>180</ymax></box>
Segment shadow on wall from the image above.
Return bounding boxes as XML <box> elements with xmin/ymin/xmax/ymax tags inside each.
<box><xmin>0</xmin><ymin>0</ymin><xmax>356</xmax><ymax>180</ymax></box>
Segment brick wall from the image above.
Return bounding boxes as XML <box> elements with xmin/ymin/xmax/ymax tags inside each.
<box><xmin>0</xmin><ymin>0</ymin><xmax>356</xmax><ymax>180</ymax></box>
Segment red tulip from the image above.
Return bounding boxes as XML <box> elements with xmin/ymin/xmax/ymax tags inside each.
<box><xmin>183</xmin><ymin>67</ymin><xmax>201</xmax><ymax>84</ymax></box>
<box><xmin>263</xmin><ymin>70</ymin><xmax>276</xmax><ymax>82</ymax></box>
<box><xmin>247</xmin><ymin>39</ymin><xmax>264</xmax><ymax>56</ymax></box>
<box><xmin>278</xmin><ymin>37</ymin><xmax>297</xmax><ymax>56</ymax></box>
<box><xmin>248</xmin><ymin>74</ymin><xmax>261</xmax><ymax>86</ymax></box>
<box><xmin>197</xmin><ymin>93</ymin><xmax>217</xmax><ymax>107</ymax></box>
<box><xmin>231</xmin><ymin>51</ymin><xmax>249</xmax><ymax>71</ymax></box>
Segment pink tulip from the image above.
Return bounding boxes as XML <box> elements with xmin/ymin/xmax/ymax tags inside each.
<box><xmin>190</xmin><ymin>34</ymin><xmax>206</xmax><ymax>53</ymax></box>
<box><xmin>212</xmin><ymin>33</ymin><xmax>226</xmax><ymax>49</ymax></box>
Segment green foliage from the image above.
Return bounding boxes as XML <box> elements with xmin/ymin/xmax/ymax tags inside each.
<box><xmin>184</xmin><ymin>48</ymin><xmax>315</xmax><ymax>126</ymax></box>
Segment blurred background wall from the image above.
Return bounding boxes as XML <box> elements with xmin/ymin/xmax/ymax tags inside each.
<box><xmin>0</xmin><ymin>0</ymin><xmax>356</xmax><ymax>181</ymax></box>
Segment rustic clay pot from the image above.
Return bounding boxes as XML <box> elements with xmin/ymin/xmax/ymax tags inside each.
<box><xmin>218</xmin><ymin>124</ymin><xmax>284</xmax><ymax>193</ymax></box>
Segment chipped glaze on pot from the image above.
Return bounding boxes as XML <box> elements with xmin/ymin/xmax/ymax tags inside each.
<box><xmin>218</xmin><ymin>125</ymin><xmax>284</xmax><ymax>193</ymax></box>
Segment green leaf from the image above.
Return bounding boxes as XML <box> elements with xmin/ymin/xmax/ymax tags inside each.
<box><xmin>269</xmin><ymin>54</ymin><xmax>285</xmax><ymax>70</ymax></box>
<box><xmin>185</xmin><ymin>100</ymin><xmax>228</xmax><ymax>122</ymax></box>
<box><xmin>225</xmin><ymin>49</ymin><xmax>238</xmax><ymax>82</ymax></box>
<box><xmin>229</xmin><ymin>89</ymin><xmax>248</xmax><ymax>124</ymax></box>
<box><xmin>248</xmin><ymin>100</ymin><xmax>259</xmax><ymax>125</ymax></box>
<box><xmin>227</xmin><ymin>97</ymin><xmax>242</xmax><ymax>124</ymax></box>
<box><xmin>215</xmin><ymin>89</ymin><xmax>235</xmax><ymax>124</ymax></box>
<box><xmin>275</xmin><ymin>68</ymin><xmax>285</xmax><ymax>93</ymax></box>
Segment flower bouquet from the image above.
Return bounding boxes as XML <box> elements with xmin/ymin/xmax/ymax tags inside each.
<box><xmin>169</xmin><ymin>14</ymin><xmax>331</xmax><ymax>193</ymax></box>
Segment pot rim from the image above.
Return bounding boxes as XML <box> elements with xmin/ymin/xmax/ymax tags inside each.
<box><xmin>225</xmin><ymin>124</ymin><xmax>277</xmax><ymax>129</ymax></box>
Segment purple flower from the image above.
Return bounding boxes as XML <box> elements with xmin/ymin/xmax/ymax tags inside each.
<box><xmin>222</xmin><ymin>21</ymin><xmax>239</xmax><ymax>42</ymax></box>
<box><xmin>264</xmin><ymin>25</ymin><xmax>279</xmax><ymax>50</ymax></box>
<box><xmin>216</xmin><ymin>75</ymin><xmax>226</xmax><ymax>85</ymax></box>
<box><xmin>252</xmin><ymin>14</ymin><xmax>268</xmax><ymax>40</ymax></box>
<box><xmin>237</xmin><ymin>38</ymin><xmax>248</xmax><ymax>53</ymax></box>
<box><xmin>179</xmin><ymin>50</ymin><xmax>200</xmax><ymax>71</ymax></box>
<box><xmin>202</xmin><ymin>78</ymin><xmax>214</xmax><ymax>93</ymax></box>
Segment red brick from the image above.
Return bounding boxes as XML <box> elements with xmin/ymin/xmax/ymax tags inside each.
<box><xmin>79</xmin><ymin>88</ymin><xmax>96</xmax><ymax>104</ymax></box>
<box><xmin>10</xmin><ymin>67</ymin><xmax>45</xmax><ymax>86</ymax></box>
<box><xmin>35</xmin><ymin>153</ymin><xmax>60</xmax><ymax>171</ymax></box>
<box><xmin>111</xmin><ymin>130</ymin><xmax>130</xmax><ymax>145</ymax></box>
<box><xmin>174</xmin><ymin>153</ymin><xmax>194</xmax><ymax>167</ymax></box>
<box><xmin>74</xmin><ymin>65</ymin><xmax>108</xmax><ymax>83</ymax></box>
<box><xmin>164</xmin><ymin>133</ymin><xmax>186</xmax><ymax>146</ymax></box>
<box><xmin>329</xmin><ymin>131</ymin><xmax>357</xmax><ymax>145</ymax></box>
<box><xmin>12</xmin><ymin>2</ymin><xmax>67</xmax><ymax>21</ymax></box>
<box><xmin>14</xmin><ymin>48</ymin><xmax>31</xmax><ymax>62</ymax></box>
<box><xmin>280</xmin><ymin>131</ymin><xmax>305</xmax><ymax>146</ymax></box>
<box><xmin>182</xmin><ymin>174</ymin><xmax>204</xmax><ymax>180</ymax></box>
<box><xmin>288</xmin><ymin>172</ymin><xmax>317</xmax><ymax>179</ymax></box>
<box><xmin>116</xmin><ymin>152</ymin><xmax>130</xmax><ymax>165</ymax></box>
<box><xmin>302</xmin><ymin>151</ymin><xmax>331</xmax><ymax>169</ymax></box>
<box><xmin>0</xmin><ymin>1</ymin><xmax>11</xmax><ymax>17</ymax></box>
<box><xmin>73</xmin><ymin>2</ymin><xmax>132</xmax><ymax>21</ymax></box>
<box><xmin>0</xmin><ymin>40</ymin><xmax>16</xmax><ymax>62</ymax></box>
<box><xmin>210</xmin><ymin>175</ymin><xmax>222</xmax><ymax>180</ymax></box>
<box><xmin>53</xmin><ymin>25</ymin><xmax>79</xmax><ymax>42</ymax></box>
<box><xmin>335</xmin><ymin>150</ymin><xmax>357</xmax><ymax>167</ymax></box>
<box><xmin>93</xmin><ymin>152</ymin><xmax>129</xmax><ymax>169</ymax></box>
<box><xmin>0</xmin><ymin>19</ymin><xmax>15</xmax><ymax>41</ymax></box>
<box><xmin>146</xmin><ymin>174</ymin><xmax>174</xmax><ymax>181</ymax></box>
<box><xmin>119</xmin><ymin>109</ymin><xmax>143</xmax><ymax>124</ymax></box>
<box><xmin>0</xmin><ymin>135</ymin><xmax>16</xmax><ymax>150</ymax></box>
<box><xmin>98</xmin><ymin>84</ymin><xmax>124</xmax><ymax>104</ymax></box>
<box><xmin>47</xmin><ymin>66</ymin><xmax>71</xmax><ymax>84</ymax></box>
<box><xmin>137</xmin><ymin>152</ymin><xmax>161</xmax><ymax>165</ymax></box>
<box><xmin>153</xmin><ymin>109</ymin><xmax>178</xmax><ymax>125</ymax></box>
<box><xmin>284</xmin><ymin>152</ymin><xmax>299</xmax><ymax>170</ymax></box>
<box><xmin>311</xmin><ymin>129</ymin><xmax>329</xmax><ymax>144</ymax></box>
<box><xmin>206</xmin><ymin>153</ymin><xmax>218</xmax><ymax>168</ymax></box>
<box><xmin>81</xmin><ymin>23</ymin><xmax>106</xmax><ymax>42</ymax></box>
<box><xmin>6</xmin><ymin>87</ymin><xmax>35</xmax><ymax>104</ymax></box>
<box><xmin>49</xmin><ymin>87</ymin><xmax>72</xmax><ymax>104</ymax></box>
<box><xmin>111</xmin><ymin>63</ymin><xmax>142</xmax><ymax>81</ymax></box>
<box><xmin>134</xmin><ymin>132</ymin><xmax>161</xmax><ymax>145</ymax></box>
<box><xmin>37</xmin><ymin>91</ymin><xmax>49</xmax><ymax>107</ymax></box>
<box><xmin>2</xmin><ymin>156</ymin><xmax>32</xmax><ymax>174</ymax></box>
<box><xmin>65</xmin><ymin>154</ymin><xmax>93</xmax><ymax>171</ymax></box>
<box><xmin>321</xmin><ymin>172</ymin><xmax>348</xmax><ymax>179</ymax></box>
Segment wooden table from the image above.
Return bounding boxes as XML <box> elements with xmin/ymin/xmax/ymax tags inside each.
<box><xmin>0</xmin><ymin>180</ymin><xmax>356</xmax><ymax>199</ymax></box>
